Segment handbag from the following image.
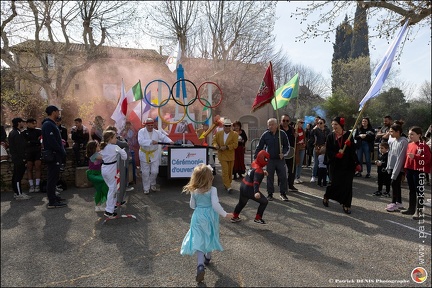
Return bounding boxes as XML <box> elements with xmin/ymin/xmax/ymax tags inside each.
<box><xmin>42</xmin><ymin>150</ymin><xmax>55</xmax><ymax>162</ymax></box>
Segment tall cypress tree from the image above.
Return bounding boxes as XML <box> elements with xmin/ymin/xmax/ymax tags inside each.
<box><xmin>351</xmin><ymin>3</ymin><xmax>370</xmax><ymax>58</ymax></box>
<box><xmin>332</xmin><ymin>15</ymin><xmax>352</xmax><ymax>93</ymax></box>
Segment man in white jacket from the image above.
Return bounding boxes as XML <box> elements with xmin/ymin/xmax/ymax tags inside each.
<box><xmin>138</xmin><ymin>118</ymin><xmax>173</xmax><ymax>194</ymax></box>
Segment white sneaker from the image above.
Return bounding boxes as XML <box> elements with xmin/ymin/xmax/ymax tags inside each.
<box><xmin>151</xmin><ymin>185</ymin><xmax>160</xmax><ymax>192</ymax></box>
<box><xmin>29</xmin><ymin>186</ymin><xmax>35</xmax><ymax>193</ymax></box>
<box><xmin>95</xmin><ymin>205</ymin><xmax>103</xmax><ymax>212</ymax></box>
<box><xmin>34</xmin><ymin>185</ymin><xmax>40</xmax><ymax>193</ymax></box>
<box><xmin>386</xmin><ymin>203</ymin><xmax>399</xmax><ymax>212</ymax></box>
<box><xmin>126</xmin><ymin>186</ymin><xmax>134</xmax><ymax>192</ymax></box>
<box><xmin>310</xmin><ymin>177</ymin><xmax>316</xmax><ymax>182</ymax></box>
<box><xmin>56</xmin><ymin>186</ymin><xmax>64</xmax><ymax>192</ymax></box>
<box><xmin>15</xmin><ymin>193</ymin><xmax>31</xmax><ymax>200</ymax></box>
<box><xmin>396</xmin><ymin>202</ymin><xmax>405</xmax><ymax>210</ymax></box>
<box><xmin>55</xmin><ymin>191</ymin><xmax>61</xmax><ymax>196</ymax></box>
<box><xmin>144</xmin><ymin>190</ymin><xmax>150</xmax><ymax>194</ymax></box>
<box><xmin>295</xmin><ymin>179</ymin><xmax>303</xmax><ymax>184</ymax></box>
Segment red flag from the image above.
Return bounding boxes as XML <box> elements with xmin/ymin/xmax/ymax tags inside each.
<box><xmin>251</xmin><ymin>62</ymin><xmax>275</xmax><ymax>112</ymax></box>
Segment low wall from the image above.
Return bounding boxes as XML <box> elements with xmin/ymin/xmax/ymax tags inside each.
<box><xmin>0</xmin><ymin>148</ymin><xmax>134</xmax><ymax>192</ymax></box>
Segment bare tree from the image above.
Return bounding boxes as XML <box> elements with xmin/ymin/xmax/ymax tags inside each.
<box><xmin>1</xmin><ymin>0</ymin><xmax>138</xmax><ymax>107</ymax></box>
<box><xmin>290</xmin><ymin>1</ymin><xmax>431</xmax><ymax>44</ymax></box>
<box><xmin>140</xmin><ymin>1</ymin><xmax>200</xmax><ymax>56</ymax></box>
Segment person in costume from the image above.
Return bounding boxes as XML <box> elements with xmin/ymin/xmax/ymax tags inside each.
<box><xmin>231</xmin><ymin>150</ymin><xmax>270</xmax><ymax>224</ymax></box>
<box><xmin>323</xmin><ymin>117</ymin><xmax>360</xmax><ymax>214</ymax></box>
<box><xmin>137</xmin><ymin>118</ymin><xmax>173</xmax><ymax>194</ymax></box>
<box><xmin>180</xmin><ymin>164</ymin><xmax>233</xmax><ymax>283</ymax></box>
<box><xmin>98</xmin><ymin>130</ymin><xmax>127</xmax><ymax>219</ymax></box>
<box><xmin>86</xmin><ymin>140</ymin><xmax>108</xmax><ymax>212</ymax></box>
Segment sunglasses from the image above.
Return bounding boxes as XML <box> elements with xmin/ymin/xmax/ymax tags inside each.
<box><xmin>224</xmin><ymin>125</ymin><xmax>231</xmax><ymax>127</ymax></box>
<box><xmin>318</xmin><ymin>122</ymin><xmax>324</xmax><ymax>124</ymax></box>
<box><xmin>282</xmin><ymin>120</ymin><xmax>290</xmax><ymax>122</ymax></box>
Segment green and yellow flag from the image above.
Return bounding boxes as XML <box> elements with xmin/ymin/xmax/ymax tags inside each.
<box><xmin>271</xmin><ymin>73</ymin><xmax>299</xmax><ymax>110</ymax></box>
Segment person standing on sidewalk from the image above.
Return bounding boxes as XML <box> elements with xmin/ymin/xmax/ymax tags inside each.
<box><xmin>41</xmin><ymin>105</ymin><xmax>67</xmax><ymax>209</ymax></box>
<box><xmin>280</xmin><ymin>114</ymin><xmax>298</xmax><ymax>191</ymax></box>
<box><xmin>9</xmin><ymin>117</ymin><xmax>31</xmax><ymax>200</ymax></box>
<box><xmin>255</xmin><ymin>118</ymin><xmax>290</xmax><ymax>201</ymax></box>
<box><xmin>384</xmin><ymin>123</ymin><xmax>408</xmax><ymax>212</ymax></box>
<box><xmin>402</xmin><ymin>126</ymin><xmax>431</xmax><ymax>219</ymax></box>
<box><xmin>310</xmin><ymin>118</ymin><xmax>330</xmax><ymax>182</ymax></box>
<box><xmin>23</xmin><ymin>118</ymin><xmax>42</xmax><ymax>193</ymax></box>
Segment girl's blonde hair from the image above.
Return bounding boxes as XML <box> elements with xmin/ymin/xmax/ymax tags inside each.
<box><xmin>100</xmin><ymin>130</ymin><xmax>116</xmax><ymax>150</ymax></box>
<box><xmin>182</xmin><ymin>164</ymin><xmax>213</xmax><ymax>194</ymax></box>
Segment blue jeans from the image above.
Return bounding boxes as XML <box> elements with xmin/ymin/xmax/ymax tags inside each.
<box><xmin>357</xmin><ymin>141</ymin><xmax>371</xmax><ymax>174</ymax></box>
<box><xmin>266</xmin><ymin>158</ymin><xmax>287</xmax><ymax>195</ymax></box>
<box><xmin>295</xmin><ymin>150</ymin><xmax>305</xmax><ymax>179</ymax></box>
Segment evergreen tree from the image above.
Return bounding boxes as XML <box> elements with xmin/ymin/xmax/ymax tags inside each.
<box><xmin>331</xmin><ymin>15</ymin><xmax>352</xmax><ymax>93</ymax></box>
<box><xmin>351</xmin><ymin>3</ymin><xmax>370</xmax><ymax>59</ymax></box>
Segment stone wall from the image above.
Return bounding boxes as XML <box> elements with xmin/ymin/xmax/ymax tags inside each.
<box><xmin>1</xmin><ymin>148</ymin><xmax>135</xmax><ymax>192</ymax></box>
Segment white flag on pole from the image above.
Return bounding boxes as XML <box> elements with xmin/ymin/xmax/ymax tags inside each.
<box><xmin>358</xmin><ymin>20</ymin><xmax>409</xmax><ymax>110</ymax></box>
<box><xmin>165</xmin><ymin>41</ymin><xmax>181</xmax><ymax>73</ymax></box>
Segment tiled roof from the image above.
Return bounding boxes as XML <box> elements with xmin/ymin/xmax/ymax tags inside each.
<box><xmin>10</xmin><ymin>40</ymin><xmax>163</xmax><ymax>60</ymax></box>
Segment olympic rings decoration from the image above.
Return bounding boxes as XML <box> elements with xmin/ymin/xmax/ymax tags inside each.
<box><xmin>170</xmin><ymin>79</ymin><xmax>198</xmax><ymax>107</ymax></box>
<box><xmin>144</xmin><ymin>79</ymin><xmax>171</xmax><ymax>108</ymax></box>
<box><xmin>157</xmin><ymin>98</ymin><xmax>187</xmax><ymax>125</ymax></box>
<box><xmin>197</xmin><ymin>81</ymin><xmax>223</xmax><ymax>109</ymax></box>
<box><xmin>186</xmin><ymin>98</ymin><xmax>212</xmax><ymax>125</ymax></box>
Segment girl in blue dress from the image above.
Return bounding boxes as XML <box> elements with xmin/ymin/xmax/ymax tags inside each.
<box><xmin>180</xmin><ymin>164</ymin><xmax>233</xmax><ymax>283</ymax></box>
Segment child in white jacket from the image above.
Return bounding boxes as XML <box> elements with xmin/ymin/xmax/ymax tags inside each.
<box><xmin>99</xmin><ymin>130</ymin><xmax>127</xmax><ymax>218</ymax></box>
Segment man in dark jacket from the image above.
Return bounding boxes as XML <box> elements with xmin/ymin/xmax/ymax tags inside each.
<box><xmin>42</xmin><ymin>105</ymin><xmax>67</xmax><ymax>208</ymax></box>
<box><xmin>254</xmin><ymin>118</ymin><xmax>290</xmax><ymax>202</ymax></box>
<box><xmin>71</xmin><ymin>118</ymin><xmax>89</xmax><ymax>166</ymax></box>
<box><xmin>9</xmin><ymin>117</ymin><xmax>31</xmax><ymax>200</ymax></box>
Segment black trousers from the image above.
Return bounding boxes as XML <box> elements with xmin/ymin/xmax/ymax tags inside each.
<box><xmin>377</xmin><ymin>171</ymin><xmax>391</xmax><ymax>192</ymax></box>
<box><xmin>390</xmin><ymin>170</ymin><xmax>404</xmax><ymax>204</ymax></box>
<box><xmin>234</xmin><ymin>185</ymin><xmax>268</xmax><ymax>218</ymax></box>
<box><xmin>12</xmin><ymin>159</ymin><xmax>26</xmax><ymax>195</ymax></box>
<box><xmin>317</xmin><ymin>167</ymin><xmax>327</xmax><ymax>186</ymax></box>
<box><xmin>46</xmin><ymin>160</ymin><xmax>61</xmax><ymax>204</ymax></box>
<box><xmin>284</xmin><ymin>157</ymin><xmax>295</xmax><ymax>188</ymax></box>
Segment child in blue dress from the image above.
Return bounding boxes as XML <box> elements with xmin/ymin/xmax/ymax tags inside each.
<box><xmin>180</xmin><ymin>163</ymin><xmax>233</xmax><ymax>283</ymax></box>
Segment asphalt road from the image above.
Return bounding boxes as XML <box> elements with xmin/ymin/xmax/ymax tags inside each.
<box><xmin>1</xmin><ymin>161</ymin><xmax>431</xmax><ymax>287</ymax></box>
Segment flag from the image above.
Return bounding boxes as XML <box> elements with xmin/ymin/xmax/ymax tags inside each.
<box><xmin>358</xmin><ymin>20</ymin><xmax>408</xmax><ymax>110</ymax></box>
<box><xmin>166</xmin><ymin>41</ymin><xmax>181</xmax><ymax>73</ymax></box>
<box><xmin>271</xmin><ymin>73</ymin><xmax>299</xmax><ymax>110</ymax></box>
<box><xmin>251</xmin><ymin>62</ymin><xmax>276</xmax><ymax>112</ymax></box>
<box><xmin>110</xmin><ymin>79</ymin><xmax>127</xmax><ymax>132</ymax></box>
<box><xmin>129</xmin><ymin>91</ymin><xmax>151</xmax><ymax>132</ymax></box>
<box><xmin>125</xmin><ymin>80</ymin><xmax>143</xmax><ymax>103</ymax></box>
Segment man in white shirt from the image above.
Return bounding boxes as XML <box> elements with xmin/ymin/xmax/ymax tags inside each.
<box><xmin>138</xmin><ymin>118</ymin><xmax>173</xmax><ymax>194</ymax></box>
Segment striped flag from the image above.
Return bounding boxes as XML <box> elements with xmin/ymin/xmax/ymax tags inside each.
<box><xmin>358</xmin><ymin>20</ymin><xmax>408</xmax><ymax>110</ymax></box>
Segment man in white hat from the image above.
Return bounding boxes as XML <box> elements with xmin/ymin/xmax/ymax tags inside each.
<box><xmin>212</xmin><ymin>118</ymin><xmax>238</xmax><ymax>193</ymax></box>
<box><xmin>138</xmin><ymin>118</ymin><xmax>174</xmax><ymax>194</ymax></box>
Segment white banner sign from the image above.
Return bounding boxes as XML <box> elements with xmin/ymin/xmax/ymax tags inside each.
<box><xmin>169</xmin><ymin>147</ymin><xmax>208</xmax><ymax>178</ymax></box>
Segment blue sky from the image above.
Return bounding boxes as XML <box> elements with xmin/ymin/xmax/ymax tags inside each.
<box><xmin>274</xmin><ymin>1</ymin><xmax>431</xmax><ymax>99</ymax></box>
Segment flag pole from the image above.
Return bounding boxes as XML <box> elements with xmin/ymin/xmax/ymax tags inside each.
<box><xmin>341</xmin><ymin>102</ymin><xmax>368</xmax><ymax>154</ymax></box>
<box><xmin>292</xmin><ymin>96</ymin><xmax>299</xmax><ymax>171</ymax></box>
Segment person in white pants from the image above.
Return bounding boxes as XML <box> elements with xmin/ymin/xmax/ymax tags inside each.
<box><xmin>99</xmin><ymin>130</ymin><xmax>127</xmax><ymax>218</ymax></box>
<box><xmin>138</xmin><ymin>118</ymin><xmax>173</xmax><ymax>194</ymax></box>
